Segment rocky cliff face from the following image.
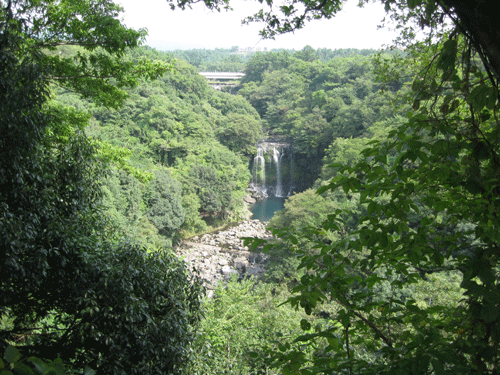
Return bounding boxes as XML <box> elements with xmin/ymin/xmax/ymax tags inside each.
<box><xmin>176</xmin><ymin>220</ymin><xmax>272</xmax><ymax>293</ymax></box>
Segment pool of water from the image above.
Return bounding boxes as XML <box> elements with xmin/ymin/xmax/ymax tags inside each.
<box><xmin>249</xmin><ymin>197</ymin><xmax>286</xmax><ymax>222</ymax></box>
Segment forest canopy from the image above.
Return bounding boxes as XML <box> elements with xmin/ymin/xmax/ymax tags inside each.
<box><xmin>0</xmin><ymin>1</ymin><xmax>203</xmax><ymax>374</ymax></box>
<box><xmin>171</xmin><ymin>0</ymin><xmax>500</xmax><ymax>373</ymax></box>
<box><xmin>2</xmin><ymin>0</ymin><xmax>500</xmax><ymax>374</ymax></box>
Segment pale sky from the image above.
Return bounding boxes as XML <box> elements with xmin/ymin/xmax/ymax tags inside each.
<box><xmin>117</xmin><ymin>0</ymin><xmax>397</xmax><ymax>50</ymax></box>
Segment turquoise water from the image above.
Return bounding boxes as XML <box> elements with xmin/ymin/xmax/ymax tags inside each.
<box><xmin>250</xmin><ymin>197</ymin><xmax>286</xmax><ymax>222</ymax></box>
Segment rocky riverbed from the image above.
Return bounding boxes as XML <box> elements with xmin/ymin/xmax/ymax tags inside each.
<box><xmin>176</xmin><ymin>220</ymin><xmax>272</xmax><ymax>291</ymax></box>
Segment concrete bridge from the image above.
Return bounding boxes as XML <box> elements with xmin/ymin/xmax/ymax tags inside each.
<box><xmin>199</xmin><ymin>72</ymin><xmax>245</xmax><ymax>91</ymax></box>
<box><xmin>199</xmin><ymin>72</ymin><xmax>245</xmax><ymax>80</ymax></box>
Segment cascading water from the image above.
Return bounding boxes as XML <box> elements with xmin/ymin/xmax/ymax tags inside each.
<box><xmin>252</xmin><ymin>147</ymin><xmax>267</xmax><ymax>197</ymax></box>
<box><xmin>250</xmin><ymin>141</ymin><xmax>293</xmax><ymax>199</ymax></box>
<box><xmin>288</xmin><ymin>148</ymin><xmax>295</xmax><ymax>196</ymax></box>
<box><xmin>249</xmin><ymin>141</ymin><xmax>294</xmax><ymax>221</ymax></box>
<box><xmin>273</xmin><ymin>146</ymin><xmax>284</xmax><ymax>197</ymax></box>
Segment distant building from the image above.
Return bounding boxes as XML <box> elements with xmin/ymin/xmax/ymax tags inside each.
<box><xmin>235</xmin><ymin>47</ymin><xmax>266</xmax><ymax>54</ymax></box>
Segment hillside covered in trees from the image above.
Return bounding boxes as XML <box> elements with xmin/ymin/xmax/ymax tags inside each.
<box><xmin>56</xmin><ymin>45</ymin><xmax>397</xmax><ymax>247</ymax></box>
<box><xmin>2</xmin><ymin>0</ymin><xmax>500</xmax><ymax>374</ymax></box>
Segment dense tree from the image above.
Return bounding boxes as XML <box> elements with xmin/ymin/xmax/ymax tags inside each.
<box><xmin>237</xmin><ymin>51</ymin><xmax>404</xmax><ymax>192</ymax></box>
<box><xmin>87</xmin><ymin>52</ymin><xmax>257</xmax><ymax>231</ymax></box>
<box><xmin>270</xmin><ymin>188</ymin><xmax>337</xmax><ymax>231</ymax></box>
<box><xmin>145</xmin><ymin>169</ymin><xmax>185</xmax><ymax>241</ymax></box>
<box><xmin>167</xmin><ymin>0</ymin><xmax>500</xmax><ymax>373</ymax></box>
<box><xmin>240</xmin><ymin>50</ymin><xmax>292</xmax><ymax>84</ymax></box>
<box><xmin>249</xmin><ymin>2</ymin><xmax>500</xmax><ymax>374</ymax></box>
<box><xmin>0</xmin><ymin>1</ymin><xmax>202</xmax><ymax>373</ymax></box>
<box><xmin>294</xmin><ymin>45</ymin><xmax>317</xmax><ymax>62</ymax></box>
<box><xmin>215</xmin><ymin>113</ymin><xmax>263</xmax><ymax>155</ymax></box>
<box><xmin>188</xmin><ymin>165</ymin><xmax>233</xmax><ymax>219</ymax></box>
<box><xmin>170</xmin><ymin>48</ymin><xmax>249</xmax><ymax>72</ymax></box>
<box><xmin>102</xmin><ymin>169</ymin><xmax>168</xmax><ymax>248</ymax></box>
<box><xmin>183</xmin><ymin>278</ymin><xmax>312</xmax><ymax>375</ymax></box>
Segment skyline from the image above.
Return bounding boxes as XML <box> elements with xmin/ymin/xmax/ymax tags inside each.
<box><xmin>117</xmin><ymin>0</ymin><xmax>398</xmax><ymax>51</ymax></box>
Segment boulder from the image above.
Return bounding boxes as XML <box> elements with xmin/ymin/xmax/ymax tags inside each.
<box><xmin>175</xmin><ymin>220</ymin><xmax>272</xmax><ymax>288</ymax></box>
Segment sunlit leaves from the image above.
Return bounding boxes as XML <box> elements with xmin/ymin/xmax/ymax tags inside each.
<box><xmin>183</xmin><ymin>279</ymin><xmax>309</xmax><ymax>374</ymax></box>
<box><xmin>257</xmin><ymin>19</ymin><xmax>500</xmax><ymax>375</ymax></box>
<box><xmin>1</xmin><ymin>2</ymin><xmax>203</xmax><ymax>374</ymax></box>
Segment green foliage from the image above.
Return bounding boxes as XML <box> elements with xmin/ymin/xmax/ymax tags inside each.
<box><xmin>1</xmin><ymin>1</ymin><xmax>203</xmax><ymax>374</ymax></box>
<box><xmin>95</xmin><ymin>140</ymin><xmax>154</xmax><ymax>183</ymax></box>
<box><xmin>1</xmin><ymin>344</ymin><xmax>77</xmax><ymax>375</ymax></box>
<box><xmin>184</xmin><ymin>278</ymin><xmax>310</xmax><ymax>375</ymax></box>
<box><xmin>265</xmin><ymin>187</ymin><xmax>362</xmax><ymax>284</ymax></box>
<box><xmin>188</xmin><ymin>165</ymin><xmax>233</xmax><ymax>219</ymax></box>
<box><xmin>170</xmin><ymin>47</ymin><xmax>249</xmax><ymax>72</ymax></box>
<box><xmin>294</xmin><ymin>45</ymin><xmax>317</xmax><ymax>62</ymax></box>
<box><xmin>72</xmin><ymin>243</ymin><xmax>202</xmax><ymax>374</ymax></box>
<box><xmin>270</xmin><ymin>189</ymin><xmax>336</xmax><ymax>230</ymax></box>
<box><xmin>238</xmin><ymin>48</ymin><xmax>408</xmax><ymax>192</ymax></box>
<box><xmin>102</xmin><ymin>169</ymin><xmax>165</xmax><ymax>247</ymax></box>
<box><xmin>158</xmin><ymin>0</ymin><xmax>500</xmax><ymax>373</ymax></box>
<box><xmin>3</xmin><ymin>0</ymin><xmax>170</xmax><ymax>109</ymax></box>
<box><xmin>88</xmin><ymin>53</ymin><xmax>257</xmax><ymax>230</ymax></box>
<box><xmin>320</xmin><ymin>137</ymin><xmax>370</xmax><ymax>181</ymax></box>
<box><xmin>260</xmin><ymin>31</ymin><xmax>500</xmax><ymax>375</ymax></box>
<box><xmin>240</xmin><ymin>51</ymin><xmax>292</xmax><ymax>83</ymax></box>
<box><xmin>215</xmin><ymin>113</ymin><xmax>263</xmax><ymax>155</ymax></box>
<box><xmin>145</xmin><ymin>169</ymin><xmax>185</xmax><ymax>240</ymax></box>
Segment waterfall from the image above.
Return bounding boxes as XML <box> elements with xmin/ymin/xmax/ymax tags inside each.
<box><xmin>250</xmin><ymin>141</ymin><xmax>294</xmax><ymax>199</ymax></box>
<box><xmin>288</xmin><ymin>148</ymin><xmax>294</xmax><ymax>196</ymax></box>
<box><xmin>252</xmin><ymin>146</ymin><xmax>267</xmax><ymax>197</ymax></box>
<box><xmin>273</xmin><ymin>146</ymin><xmax>284</xmax><ymax>197</ymax></box>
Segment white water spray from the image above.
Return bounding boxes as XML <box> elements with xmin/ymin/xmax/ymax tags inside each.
<box><xmin>273</xmin><ymin>146</ymin><xmax>284</xmax><ymax>197</ymax></box>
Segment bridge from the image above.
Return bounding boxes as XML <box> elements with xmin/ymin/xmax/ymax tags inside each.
<box><xmin>199</xmin><ymin>72</ymin><xmax>245</xmax><ymax>80</ymax></box>
<box><xmin>199</xmin><ymin>72</ymin><xmax>245</xmax><ymax>91</ymax></box>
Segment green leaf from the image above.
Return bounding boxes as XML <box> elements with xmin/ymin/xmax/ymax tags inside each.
<box><xmin>407</xmin><ymin>0</ymin><xmax>423</xmax><ymax>9</ymax></box>
<box><xmin>242</xmin><ymin>237</ymin><xmax>266</xmax><ymax>251</ymax></box>
<box><xmin>472</xmin><ymin>140</ymin><xmax>490</xmax><ymax>160</ymax></box>
<box><xmin>12</xmin><ymin>362</ymin><xmax>35</xmax><ymax>375</ymax></box>
<box><xmin>323</xmin><ymin>254</ymin><xmax>332</xmax><ymax>267</ymax></box>
<box><xmin>469</xmin><ymin>84</ymin><xmax>497</xmax><ymax>111</ymax></box>
<box><xmin>367</xmin><ymin>201</ymin><xmax>377</xmax><ymax>215</ymax></box>
<box><xmin>4</xmin><ymin>347</ymin><xmax>21</xmax><ymax>365</ymax></box>
<box><xmin>481</xmin><ymin>302</ymin><xmax>498</xmax><ymax>323</ymax></box>
<box><xmin>26</xmin><ymin>358</ymin><xmax>48</xmax><ymax>374</ymax></box>
<box><xmin>431</xmin><ymin>359</ymin><xmax>445</xmax><ymax>375</ymax></box>
<box><xmin>464</xmin><ymin>176</ymin><xmax>483</xmax><ymax>195</ymax></box>
<box><xmin>248</xmin><ymin>351</ymin><xmax>259</xmax><ymax>359</ymax></box>
<box><xmin>316</xmin><ymin>185</ymin><xmax>329</xmax><ymax>194</ymax></box>
<box><xmin>300</xmin><ymin>319</ymin><xmax>311</xmax><ymax>331</ymax></box>
<box><xmin>437</xmin><ymin>39</ymin><xmax>458</xmax><ymax>79</ymax></box>
<box><xmin>379</xmin><ymin>233</ymin><xmax>389</xmax><ymax>248</ymax></box>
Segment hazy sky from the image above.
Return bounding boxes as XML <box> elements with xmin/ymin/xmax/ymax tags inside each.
<box><xmin>117</xmin><ymin>0</ymin><xmax>398</xmax><ymax>50</ymax></box>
